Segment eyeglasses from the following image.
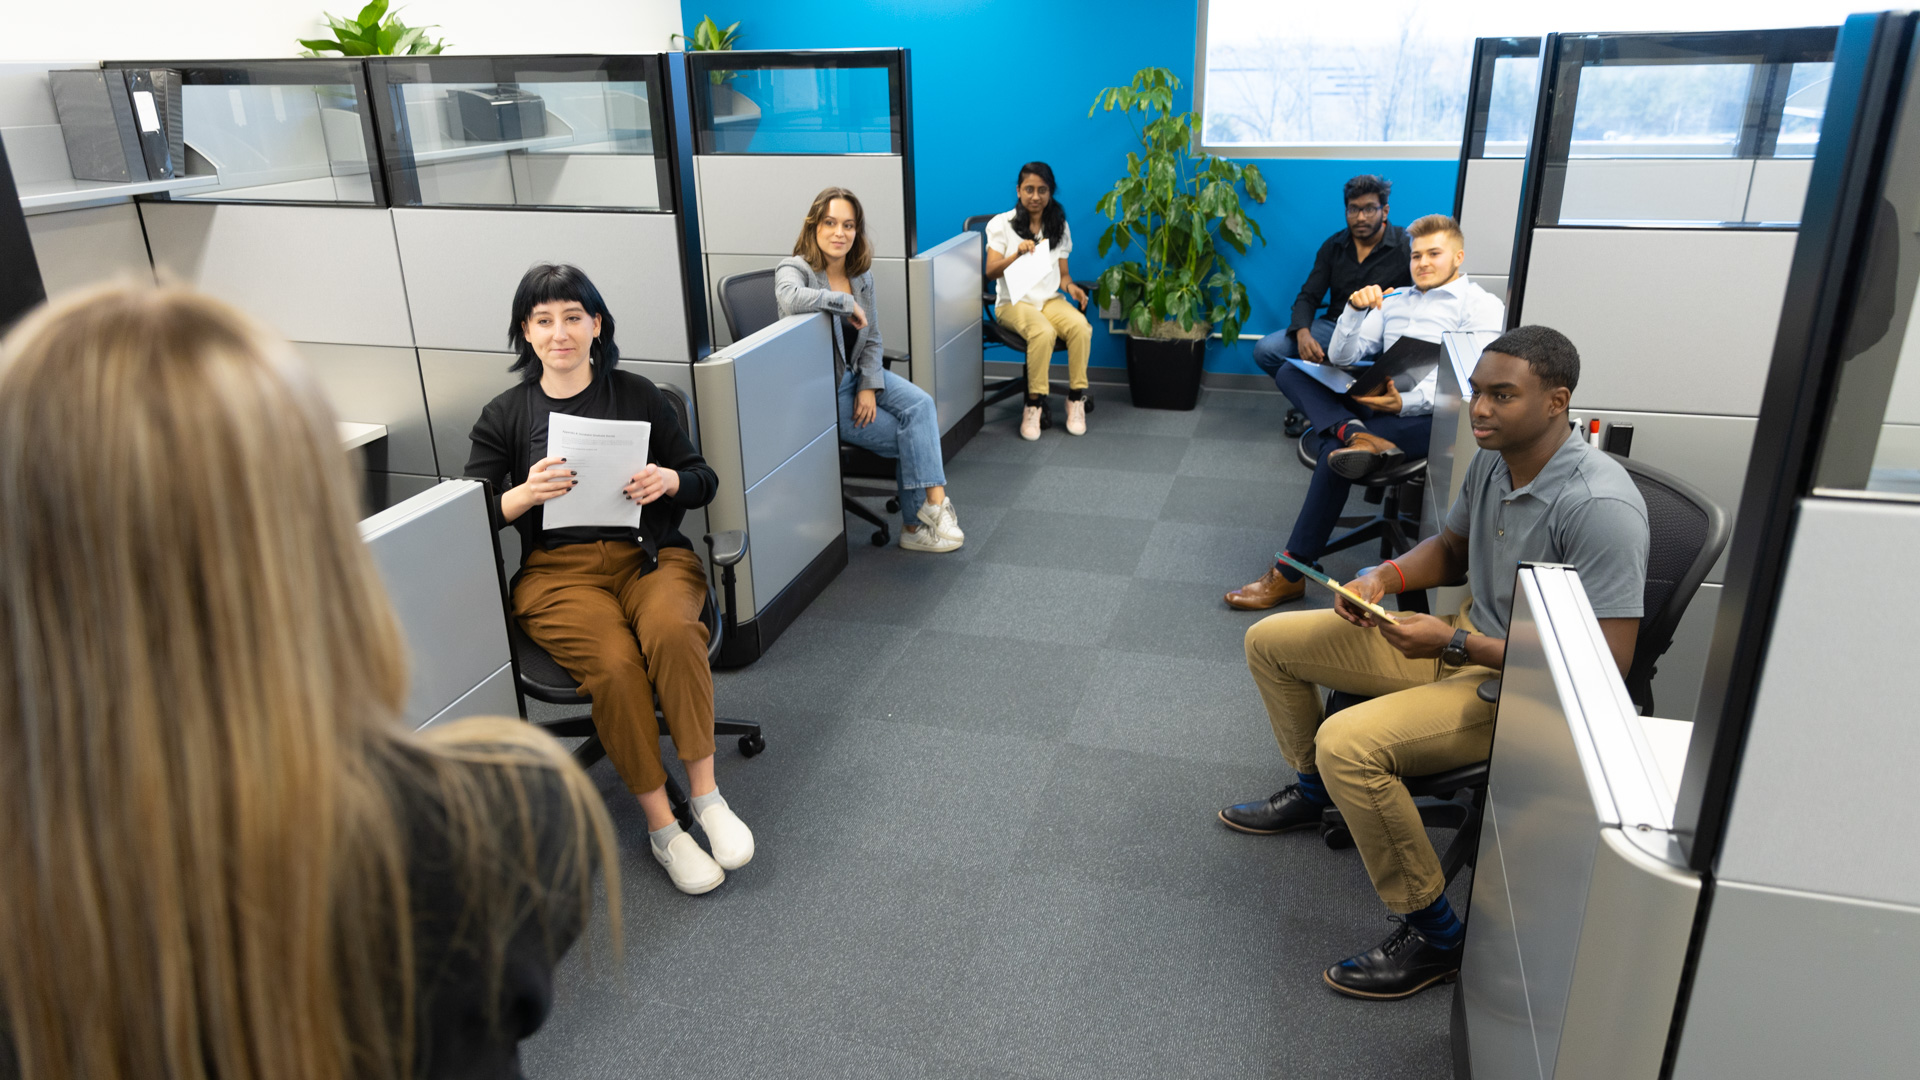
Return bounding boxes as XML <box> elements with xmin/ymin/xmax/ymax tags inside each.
<box><xmin>1346</xmin><ymin>204</ymin><xmax>1386</xmax><ymax>217</ymax></box>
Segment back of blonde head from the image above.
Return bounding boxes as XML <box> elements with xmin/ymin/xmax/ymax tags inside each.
<box><xmin>0</xmin><ymin>284</ymin><xmax>615</xmax><ymax>1080</ymax></box>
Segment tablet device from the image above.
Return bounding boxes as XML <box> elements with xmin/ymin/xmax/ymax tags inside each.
<box><xmin>1346</xmin><ymin>335</ymin><xmax>1444</xmax><ymax>400</ymax></box>
<box><xmin>1275</xmin><ymin>552</ymin><xmax>1400</xmax><ymax>625</ymax></box>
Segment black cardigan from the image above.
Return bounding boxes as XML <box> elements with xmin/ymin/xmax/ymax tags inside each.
<box><xmin>465</xmin><ymin>369</ymin><xmax>718</xmax><ymax>569</ymax></box>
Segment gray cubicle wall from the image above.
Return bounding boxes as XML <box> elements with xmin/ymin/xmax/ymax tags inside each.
<box><xmin>1666</xmin><ymin>499</ymin><xmax>1920</xmax><ymax>1078</ymax></box>
<box><xmin>694</xmin><ymin>312</ymin><xmax>845</xmax><ymax>661</ymax></box>
<box><xmin>907</xmin><ymin>230</ymin><xmax>984</xmax><ymax>447</ymax></box>
<box><xmin>359</xmin><ymin>479</ymin><xmax>520</xmax><ymax>729</ymax></box>
<box><xmin>1462</xmin><ymin>566</ymin><xmax>1702</xmax><ymax>1080</ymax></box>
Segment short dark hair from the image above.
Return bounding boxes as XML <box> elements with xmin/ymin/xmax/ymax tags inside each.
<box><xmin>1484</xmin><ymin>325</ymin><xmax>1579</xmax><ymax>393</ymax></box>
<box><xmin>507</xmin><ymin>263</ymin><xmax>619</xmax><ymax>381</ymax></box>
<box><xmin>1344</xmin><ymin>174</ymin><xmax>1391</xmax><ymax>204</ymax></box>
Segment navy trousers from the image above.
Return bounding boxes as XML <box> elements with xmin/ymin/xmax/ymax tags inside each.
<box><xmin>1251</xmin><ymin>317</ymin><xmax>1337</xmax><ymax>381</ymax></box>
<box><xmin>1273</xmin><ymin>363</ymin><xmax>1432</xmax><ymax>575</ymax></box>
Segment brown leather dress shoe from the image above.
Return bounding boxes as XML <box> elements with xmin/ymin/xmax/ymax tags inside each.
<box><xmin>1225</xmin><ymin>566</ymin><xmax>1306</xmax><ymax>610</ymax></box>
<box><xmin>1327</xmin><ymin>431</ymin><xmax>1405</xmax><ymax>480</ymax></box>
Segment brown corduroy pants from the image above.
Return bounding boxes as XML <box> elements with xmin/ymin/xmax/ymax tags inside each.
<box><xmin>513</xmin><ymin>543</ymin><xmax>715</xmax><ymax>794</ymax></box>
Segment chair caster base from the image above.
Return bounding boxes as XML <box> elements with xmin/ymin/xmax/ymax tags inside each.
<box><xmin>738</xmin><ymin>733</ymin><xmax>766</xmax><ymax>757</ymax></box>
<box><xmin>1284</xmin><ymin>408</ymin><xmax>1309</xmax><ymax>438</ymax></box>
<box><xmin>1320</xmin><ymin>823</ymin><xmax>1355</xmax><ymax>850</ymax></box>
<box><xmin>870</xmin><ymin>527</ymin><xmax>890</xmax><ymax>546</ymax></box>
<box><xmin>885</xmin><ymin>498</ymin><xmax>900</xmax><ymax>513</ymax></box>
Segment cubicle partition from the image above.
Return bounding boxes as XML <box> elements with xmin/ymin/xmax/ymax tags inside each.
<box><xmin>1488</xmin><ymin>25</ymin><xmax>1838</xmax><ymax>721</ymax></box>
<box><xmin>685</xmin><ymin>48</ymin><xmax>984</xmax><ymax>452</ymax></box>
<box><xmin>1453</xmin><ymin>36</ymin><xmax>1541</xmax><ymax>300</ymax></box>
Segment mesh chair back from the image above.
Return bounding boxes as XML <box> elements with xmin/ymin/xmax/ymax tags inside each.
<box><xmin>962</xmin><ymin>213</ymin><xmax>994</xmax><ymax>233</ymax></box>
<box><xmin>717</xmin><ymin>268</ymin><xmax>781</xmax><ymax>342</ymax></box>
<box><xmin>1614</xmin><ymin>454</ymin><xmax>1731</xmax><ymax>713</ymax></box>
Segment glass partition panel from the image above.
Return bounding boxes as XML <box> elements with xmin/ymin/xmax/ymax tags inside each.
<box><xmin>106</xmin><ymin>60</ymin><xmax>381</xmax><ymax>205</ymax></box>
<box><xmin>1484</xmin><ymin>54</ymin><xmax>1541</xmax><ymax>157</ymax></box>
<box><xmin>1534</xmin><ymin>27</ymin><xmax>1838</xmax><ymax>227</ymax></box>
<box><xmin>687</xmin><ymin>50</ymin><xmax>904</xmax><ymax>155</ymax></box>
<box><xmin>369</xmin><ymin>55</ymin><xmax>668</xmax><ymax>211</ymax></box>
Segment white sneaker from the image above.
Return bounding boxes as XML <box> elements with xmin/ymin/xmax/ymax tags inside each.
<box><xmin>899</xmin><ymin>522</ymin><xmax>961</xmax><ymax>553</ymax></box>
<box><xmin>1020</xmin><ymin>404</ymin><xmax>1043</xmax><ymax>441</ymax></box>
<box><xmin>652</xmin><ymin>831</ymin><xmax>725</xmax><ymax>895</ymax></box>
<box><xmin>918</xmin><ymin>498</ymin><xmax>964</xmax><ymax>545</ymax></box>
<box><xmin>697</xmin><ymin>800</ymin><xmax>755</xmax><ymax>870</ymax></box>
<box><xmin>1066</xmin><ymin>397</ymin><xmax>1087</xmax><ymax>435</ymax></box>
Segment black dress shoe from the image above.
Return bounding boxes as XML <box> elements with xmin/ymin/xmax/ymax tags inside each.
<box><xmin>1217</xmin><ymin>785</ymin><xmax>1325</xmax><ymax>834</ymax></box>
<box><xmin>1322</xmin><ymin>918</ymin><xmax>1462</xmax><ymax>1000</ymax></box>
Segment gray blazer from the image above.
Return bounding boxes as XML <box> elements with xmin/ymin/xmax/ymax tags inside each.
<box><xmin>774</xmin><ymin>256</ymin><xmax>884</xmax><ymax>391</ymax></box>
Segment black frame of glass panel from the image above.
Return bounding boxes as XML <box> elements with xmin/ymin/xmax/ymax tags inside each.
<box><xmin>1454</xmin><ymin>36</ymin><xmax>1544</xmax><ymax>221</ymax></box>
<box><xmin>0</xmin><ymin>134</ymin><xmax>47</xmax><ymax>332</ymax></box>
<box><xmin>665</xmin><ymin>55</ymin><xmax>710</xmax><ymax>360</ymax></box>
<box><xmin>103</xmin><ymin>58</ymin><xmax>389</xmax><ymax>208</ymax></box>
<box><xmin>685</xmin><ymin>47</ymin><xmax>916</xmax><ymax>256</ymax></box>
<box><xmin>365</xmin><ymin>53</ymin><xmax>673</xmax><ymax>213</ymax></box>
<box><xmin>1528</xmin><ymin>26</ymin><xmax>1839</xmax><ymax>228</ymax></box>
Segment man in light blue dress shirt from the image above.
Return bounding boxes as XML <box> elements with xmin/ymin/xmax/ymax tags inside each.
<box><xmin>1227</xmin><ymin>215</ymin><xmax>1506</xmax><ymax>611</ymax></box>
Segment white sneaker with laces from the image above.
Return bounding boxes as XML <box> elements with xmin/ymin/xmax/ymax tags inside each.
<box><xmin>1066</xmin><ymin>397</ymin><xmax>1087</xmax><ymax>435</ymax></box>
<box><xmin>697</xmin><ymin>801</ymin><xmax>755</xmax><ymax>869</ymax></box>
<box><xmin>919</xmin><ymin>498</ymin><xmax>964</xmax><ymax>545</ymax></box>
<box><xmin>1020</xmin><ymin>404</ymin><xmax>1043</xmax><ymax>441</ymax></box>
<box><xmin>652</xmin><ymin>831</ymin><xmax>725</xmax><ymax>895</ymax></box>
<box><xmin>899</xmin><ymin>522</ymin><xmax>961</xmax><ymax>553</ymax></box>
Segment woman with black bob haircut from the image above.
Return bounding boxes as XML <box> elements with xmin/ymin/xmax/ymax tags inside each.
<box><xmin>465</xmin><ymin>263</ymin><xmax>757</xmax><ymax>896</ymax></box>
<box><xmin>982</xmin><ymin>161</ymin><xmax>1093</xmax><ymax>441</ymax></box>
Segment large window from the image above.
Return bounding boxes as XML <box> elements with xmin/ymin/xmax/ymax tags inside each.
<box><xmin>1199</xmin><ymin>0</ymin><xmax>1861</xmax><ymax>156</ymax></box>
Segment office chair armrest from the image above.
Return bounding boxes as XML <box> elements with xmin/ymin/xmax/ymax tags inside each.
<box><xmin>704</xmin><ymin>530</ymin><xmax>748</xmax><ymax>567</ymax></box>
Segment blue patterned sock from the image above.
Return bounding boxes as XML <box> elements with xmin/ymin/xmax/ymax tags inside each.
<box><xmin>1404</xmin><ymin>894</ymin><xmax>1465</xmax><ymax>950</ymax></box>
<box><xmin>1294</xmin><ymin>771</ymin><xmax>1332</xmax><ymax>807</ymax></box>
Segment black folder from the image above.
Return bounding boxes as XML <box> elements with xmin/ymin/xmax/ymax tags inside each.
<box><xmin>1347</xmin><ymin>335</ymin><xmax>1444</xmax><ymax>399</ymax></box>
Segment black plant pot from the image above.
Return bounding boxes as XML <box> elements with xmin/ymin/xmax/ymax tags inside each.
<box><xmin>1124</xmin><ymin>335</ymin><xmax>1206</xmax><ymax>410</ymax></box>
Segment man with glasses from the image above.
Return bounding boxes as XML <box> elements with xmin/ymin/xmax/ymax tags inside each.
<box><xmin>1252</xmin><ymin>175</ymin><xmax>1412</xmax><ymax>380</ymax></box>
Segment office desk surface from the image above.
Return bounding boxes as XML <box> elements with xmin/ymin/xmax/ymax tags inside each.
<box><xmin>338</xmin><ymin>421</ymin><xmax>388</xmax><ymax>450</ymax></box>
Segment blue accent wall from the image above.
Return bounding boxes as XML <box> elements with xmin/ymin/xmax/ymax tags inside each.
<box><xmin>681</xmin><ymin>1</ymin><xmax>1459</xmax><ymax>375</ymax></box>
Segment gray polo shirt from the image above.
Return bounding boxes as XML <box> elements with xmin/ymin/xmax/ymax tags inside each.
<box><xmin>1442</xmin><ymin>431</ymin><xmax>1649</xmax><ymax>639</ymax></box>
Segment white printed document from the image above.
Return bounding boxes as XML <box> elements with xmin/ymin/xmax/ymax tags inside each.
<box><xmin>1002</xmin><ymin>238</ymin><xmax>1055</xmax><ymax>306</ymax></box>
<box><xmin>542</xmin><ymin>412</ymin><xmax>651</xmax><ymax>530</ymax></box>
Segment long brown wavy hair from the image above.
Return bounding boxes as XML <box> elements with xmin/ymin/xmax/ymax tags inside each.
<box><xmin>792</xmin><ymin>185</ymin><xmax>872</xmax><ymax>276</ymax></box>
<box><xmin>0</xmin><ymin>283</ymin><xmax>618</xmax><ymax>1080</ymax></box>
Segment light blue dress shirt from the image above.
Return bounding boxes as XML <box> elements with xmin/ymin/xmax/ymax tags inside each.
<box><xmin>1326</xmin><ymin>274</ymin><xmax>1506</xmax><ymax>416</ymax></box>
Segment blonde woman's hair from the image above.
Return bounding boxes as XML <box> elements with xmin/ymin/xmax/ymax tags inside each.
<box><xmin>793</xmin><ymin>186</ymin><xmax>873</xmax><ymax>276</ymax></box>
<box><xmin>0</xmin><ymin>283</ymin><xmax>618</xmax><ymax>1080</ymax></box>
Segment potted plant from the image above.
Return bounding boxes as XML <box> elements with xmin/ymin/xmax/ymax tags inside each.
<box><xmin>674</xmin><ymin>15</ymin><xmax>760</xmax><ymax>138</ymax></box>
<box><xmin>298</xmin><ymin>0</ymin><xmax>446</xmax><ymax>56</ymax></box>
<box><xmin>1089</xmin><ymin>67</ymin><xmax>1266</xmax><ymax>410</ymax></box>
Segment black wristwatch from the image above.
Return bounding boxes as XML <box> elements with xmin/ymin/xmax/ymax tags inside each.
<box><xmin>1442</xmin><ymin>629</ymin><xmax>1472</xmax><ymax>668</ymax></box>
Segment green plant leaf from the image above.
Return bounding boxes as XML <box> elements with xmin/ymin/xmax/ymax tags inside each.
<box><xmin>357</xmin><ymin>0</ymin><xmax>389</xmax><ymax>29</ymax></box>
<box><xmin>298</xmin><ymin>37</ymin><xmax>344</xmax><ymax>52</ymax></box>
<box><xmin>394</xmin><ymin>26</ymin><xmax>424</xmax><ymax>53</ymax></box>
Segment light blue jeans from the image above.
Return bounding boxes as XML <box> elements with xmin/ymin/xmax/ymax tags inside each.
<box><xmin>839</xmin><ymin>368</ymin><xmax>945</xmax><ymax>521</ymax></box>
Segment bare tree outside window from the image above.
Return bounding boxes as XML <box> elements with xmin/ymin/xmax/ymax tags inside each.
<box><xmin>1200</xmin><ymin>0</ymin><xmax>1861</xmax><ymax>153</ymax></box>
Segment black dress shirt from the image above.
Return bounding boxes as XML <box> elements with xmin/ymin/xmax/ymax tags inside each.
<box><xmin>1288</xmin><ymin>223</ymin><xmax>1414</xmax><ymax>334</ymax></box>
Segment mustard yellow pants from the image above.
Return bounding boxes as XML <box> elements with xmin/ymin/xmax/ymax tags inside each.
<box><xmin>1243</xmin><ymin>603</ymin><xmax>1498</xmax><ymax>912</ymax></box>
<box><xmin>995</xmin><ymin>296</ymin><xmax>1092</xmax><ymax>395</ymax></box>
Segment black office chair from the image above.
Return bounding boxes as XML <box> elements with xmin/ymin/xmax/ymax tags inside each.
<box><xmin>1315</xmin><ymin>454</ymin><xmax>1732</xmax><ymax>889</ymax></box>
<box><xmin>962</xmin><ymin>213</ymin><xmax>1097</xmax><ymax>431</ymax></box>
<box><xmin>1297</xmin><ymin>425</ymin><xmax>1428</xmax><ymax>567</ymax></box>
<box><xmin>486</xmin><ymin>390</ymin><xmax>765</xmax><ymax>832</ymax></box>
<box><xmin>715</xmin><ymin>267</ymin><xmax>900</xmax><ymax>547</ymax></box>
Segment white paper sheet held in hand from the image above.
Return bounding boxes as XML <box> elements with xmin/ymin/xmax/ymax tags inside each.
<box><xmin>543</xmin><ymin>412</ymin><xmax>651</xmax><ymax>530</ymax></box>
<box><xmin>1002</xmin><ymin>238</ymin><xmax>1054</xmax><ymax>306</ymax></box>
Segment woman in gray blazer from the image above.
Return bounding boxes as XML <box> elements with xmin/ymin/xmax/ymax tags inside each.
<box><xmin>775</xmin><ymin>186</ymin><xmax>963</xmax><ymax>552</ymax></box>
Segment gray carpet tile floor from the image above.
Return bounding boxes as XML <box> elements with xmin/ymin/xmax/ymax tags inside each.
<box><xmin>522</xmin><ymin>385</ymin><xmax>1467</xmax><ymax>1080</ymax></box>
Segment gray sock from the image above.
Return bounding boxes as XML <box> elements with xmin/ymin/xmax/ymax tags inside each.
<box><xmin>649</xmin><ymin>820</ymin><xmax>685</xmax><ymax>853</ymax></box>
<box><xmin>690</xmin><ymin>789</ymin><xmax>727</xmax><ymax>817</ymax></box>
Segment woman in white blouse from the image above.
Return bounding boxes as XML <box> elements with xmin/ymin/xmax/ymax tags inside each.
<box><xmin>982</xmin><ymin>161</ymin><xmax>1093</xmax><ymax>440</ymax></box>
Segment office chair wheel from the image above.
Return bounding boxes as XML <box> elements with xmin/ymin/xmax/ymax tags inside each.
<box><xmin>738</xmin><ymin>733</ymin><xmax>766</xmax><ymax>757</ymax></box>
<box><xmin>1284</xmin><ymin>409</ymin><xmax>1309</xmax><ymax>438</ymax></box>
<box><xmin>1320</xmin><ymin>823</ymin><xmax>1355</xmax><ymax>850</ymax></box>
<box><xmin>886</xmin><ymin>498</ymin><xmax>900</xmax><ymax>513</ymax></box>
<box><xmin>871</xmin><ymin>526</ymin><xmax>890</xmax><ymax>547</ymax></box>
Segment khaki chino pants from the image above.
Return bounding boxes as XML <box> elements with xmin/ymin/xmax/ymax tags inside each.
<box><xmin>514</xmin><ymin>543</ymin><xmax>716</xmax><ymax>794</ymax></box>
<box><xmin>1243</xmin><ymin>604</ymin><xmax>1498</xmax><ymax>912</ymax></box>
<box><xmin>995</xmin><ymin>297</ymin><xmax>1092</xmax><ymax>395</ymax></box>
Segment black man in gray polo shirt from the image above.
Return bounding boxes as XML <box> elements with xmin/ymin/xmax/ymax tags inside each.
<box><xmin>1220</xmin><ymin>325</ymin><xmax>1649</xmax><ymax>1000</ymax></box>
